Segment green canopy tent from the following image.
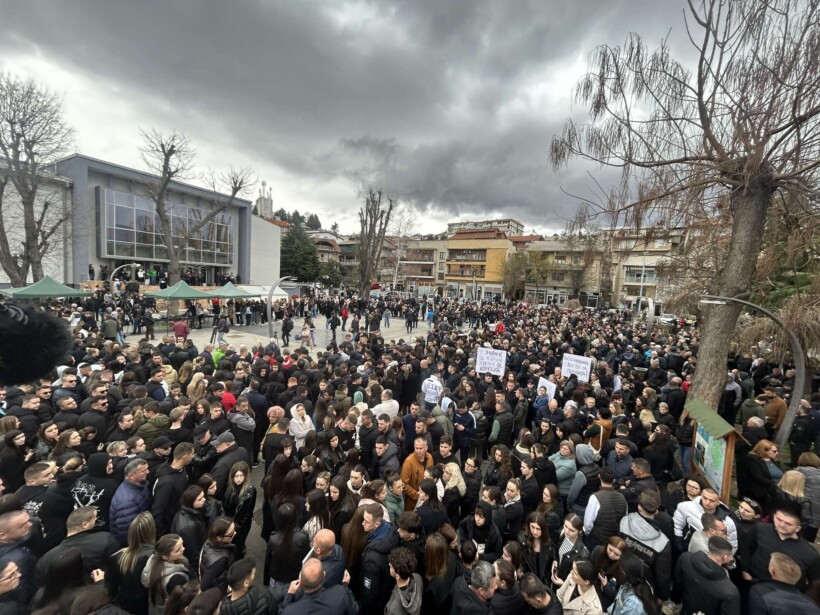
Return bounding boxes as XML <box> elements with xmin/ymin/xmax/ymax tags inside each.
<box><xmin>143</xmin><ymin>280</ymin><xmax>214</xmax><ymax>300</ymax></box>
<box><xmin>0</xmin><ymin>276</ymin><xmax>92</xmax><ymax>298</ymax></box>
<box><xmin>206</xmin><ymin>282</ymin><xmax>254</xmax><ymax>299</ymax></box>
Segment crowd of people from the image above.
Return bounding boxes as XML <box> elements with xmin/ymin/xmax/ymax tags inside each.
<box><xmin>0</xmin><ymin>293</ymin><xmax>817</xmax><ymax>615</ymax></box>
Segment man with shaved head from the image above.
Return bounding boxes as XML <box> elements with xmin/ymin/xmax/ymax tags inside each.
<box><xmin>313</xmin><ymin>528</ymin><xmax>346</xmax><ymax>588</ymax></box>
<box><xmin>279</xmin><ymin>558</ymin><xmax>357</xmax><ymax>615</ymax></box>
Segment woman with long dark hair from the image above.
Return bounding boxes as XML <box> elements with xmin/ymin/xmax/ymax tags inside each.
<box><xmin>302</xmin><ymin>488</ymin><xmax>331</xmax><ymax>540</ymax></box>
<box><xmin>49</xmin><ymin>429</ymin><xmax>82</xmax><ymax>464</ymax></box>
<box><xmin>34</xmin><ymin>421</ymin><xmax>60</xmax><ymax>462</ymax></box>
<box><xmin>141</xmin><ymin>534</ymin><xmax>192</xmax><ymax>615</ymax></box>
<box><xmin>491</xmin><ymin>558</ymin><xmax>526</xmax><ymax>615</ymax></box>
<box><xmin>536</xmin><ymin>484</ymin><xmax>565</xmax><ymax>546</ymax></box>
<box><xmin>262</xmin><ymin>467</ymin><xmax>304</xmax><ymax>541</ymax></box>
<box><xmin>195</xmin><ymin>474</ymin><xmax>225</xmax><ymax>527</ymax></box>
<box><xmin>224</xmin><ymin>461</ymin><xmax>256</xmax><ymax>558</ymax></box>
<box><xmin>329</xmin><ymin>475</ymin><xmax>359</xmax><ymax>538</ymax></box>
<box><xmin>265</xmin><ymin>502</ymin><xmax>310</xmax><ymax>598</ymax></box>
<box><xmin>171</xmin><ymin>485</ymin><xmax>207</xmax><ymax>564</ymax></box>
<box><xmin>30</xmin><ymin>547</ymin><xmax>102</xmax><ymax>613</ymax></box>
<box><xmin>484</xmin><ymin>445</ymin><xmax>513</xmax><ymax>488</ymax></box>
<box><xmin>556</xmin><ymin>558</ymin><xmax>604</xmax><ymax>613</ymax></box>
<box><xmin>0</xmin><ymin>430</ymin><xmax>32</xmax><ymax>492</ymax></box>
<box><xmin>519</xmin><ymin>511</ymin><xmax>553</xmax><ymax>584</ymax></box>
<box><xmin>420</xmin><ymin>532</ymin><xmax>457</xmax><ymax>614</ymax></box>
<box><xmin>111</xmin><ymin>512</ymin><xmax>156</xmax><ymax>615</ymax></box>
<box><xmin>261</xmin><ymin>453</ymin><xmax>293</xmax><ymax>539</ymax></box>
<box><xmin>319</xmin><ymin>431</ymin><xmax>345</xmax><ymax>475</ymax></box>
<box><xmin>198</xmin><ymin>516</ymin><xmax>236</xmax><ymax>592</ymax></box>
<box><xmin>608</xmin><ymin>551</ymin><xmax>660</xmax><ymax>615</ymax></box>
<box><xmin>550</xmin><ymin>513</ymin><xmax>590</xmax><ymax>586</ymax></box>
<box><xmin>416</xmin><ymin>478</ymin><xmax>449</xmax><ymax>536</ymax></box>
<box><xmin>591</xmin><ymin>536</ymin><xmax>627</xmax><ymax>610</ymax></box>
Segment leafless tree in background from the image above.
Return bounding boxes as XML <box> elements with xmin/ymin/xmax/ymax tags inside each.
<box><xmin>139</xmin><ymin>129</ymin><xmax>254</xmax><ymax>286</ymax></box>
<box><xmin>356</xmin><ymin>189</ymin><xmax>393</xmax><ymax>297</ymax></box>
<box><xmin>550</xmin><ymin>0</ymin><xmax>820</xmax><ymax>409</ymax></box>
<box><xmin>0</xmin><ymin>75</ymin><xmax>73</xmax><ymax>285</ymax></box>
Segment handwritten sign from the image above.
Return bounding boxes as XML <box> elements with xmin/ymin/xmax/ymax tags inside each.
<box><xmin>538</xmin><ymin>377</ymin><xmax>557</xmax><ymax>401</ymax></box>
<box><xmin>560</xmin><ymin>354</ymin><xmax>594</xmax><ymax>383</ymax></box>
<box><xmin>476</xmin><ymin>347</ymin><xmax>507</xmax><ymax>377</ymax></box>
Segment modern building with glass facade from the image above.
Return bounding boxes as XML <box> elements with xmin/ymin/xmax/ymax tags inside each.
<box><xmin>55</xmin><ymin>154</ymin><xmax>253</xmax><ymax>285</ymax></box>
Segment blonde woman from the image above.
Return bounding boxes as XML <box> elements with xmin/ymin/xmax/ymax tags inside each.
<box><xmin>442</xmin><ymin>462</ymin><xmax>467</xmax><ymax>524</ymax></box>
<box><xmin>770</xmin><ymin>470</ymin><xmax>812</xmax><ymax>528</ymax></box>
<box><xmin>186</xmin><ymin>372</ymin><xmax>207</xmax><ymax>405</ymax></box>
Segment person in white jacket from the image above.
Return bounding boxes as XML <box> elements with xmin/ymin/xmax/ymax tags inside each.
<box><xmin>421</xmin><ymin>373</ymin><xmax>443</xmax><ymax>411</ymax></box>
<box><xmin>289</xmin><ymin>403</ymin><xmax>315</xmax><ymax>449</ymax></box>
<box><xmin>673</xmin><ymin>488</ymin><xmax>738</xmax><ymax>553</ymax></box>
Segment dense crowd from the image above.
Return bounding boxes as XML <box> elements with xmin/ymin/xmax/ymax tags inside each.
<box><xmin>0</xmin><ymin>293</ymin><xmax>817</xmax><ymax>615</ymax></box>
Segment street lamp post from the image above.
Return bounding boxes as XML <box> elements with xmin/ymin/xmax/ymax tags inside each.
<box><xmin>699</xmin><ymin>294</ymin><xmax>806</xmax><ymax>450</ymax></box>
<box><xmin>637</xmin><ymin>251</ymin><xmax>647</xmax><ymax>313</ymax></box>
<box><xmin>267</xmin><ymin>276</ymin><xmax>295</xmax><ymax>339</ymax></box>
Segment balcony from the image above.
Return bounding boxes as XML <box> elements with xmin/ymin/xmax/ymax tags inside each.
<box><xmin>447</xmin><ymin>254</ymin><xmax>486</xmax><ymax>262</ymax></box>
<box><xmin>447</xmin><ymin>267</ymin><xmax>486</xmax><ymax>278</ymax></box>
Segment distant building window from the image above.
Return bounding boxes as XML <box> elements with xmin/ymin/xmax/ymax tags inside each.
<box><xmin>555</xmin><ymin>255</ymin><xmax>566</xmax><ymax>263</ymax></box>
<box><xmin>552</xmin><ymin>273</ymin><xmax>565</xmax><ymax>282</ymax></box>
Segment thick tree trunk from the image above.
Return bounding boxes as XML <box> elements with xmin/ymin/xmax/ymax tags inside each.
<box><xmin>689</xmin><ymin>187</ymin><xmax>771</xmax><ymax>410</ymax></box>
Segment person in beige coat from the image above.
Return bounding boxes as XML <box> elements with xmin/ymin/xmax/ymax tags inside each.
<box><xmin>555</xmin><ymin>559</ymin><xmax>604</xmax><ymax>615</ymax></box>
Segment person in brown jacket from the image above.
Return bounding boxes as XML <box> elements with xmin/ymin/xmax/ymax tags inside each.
<box><xmin>764</xmin><ymin>388</ymin><xmax>788</xmax><ymax>431</ymax></box>
<box><xmin>401</xmin><ymin>437</ymin><xmax>433</xmax><ymax>510</ymax></box>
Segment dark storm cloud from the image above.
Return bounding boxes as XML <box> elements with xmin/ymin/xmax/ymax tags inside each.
<box><xmin>1</xmin><ymin>0</ymin><xmax>689</xmax><ymax>231</ymax></box>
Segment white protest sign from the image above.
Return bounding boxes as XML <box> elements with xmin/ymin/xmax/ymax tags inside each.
<box><xmin>476</xmin><ymin>347</ymin><xmax>507</xmax><ymax>377</ymax></box>
<box><xmin>613</xmin><ymin>375</ymin><xmax>623</xmax><ymax>393</ymax></box>
<box><xmin>560</xmin><ymin>354</ymin><xmax>594</xmax><ymax>382</ymax></box>
<box><xmin>538</xmin><ymin>377</ymin><xmax>557</xmax><ymax>401</ymax></box>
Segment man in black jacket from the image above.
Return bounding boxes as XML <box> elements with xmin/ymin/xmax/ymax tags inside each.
<box><xmin>675</xmin><ymin>536</ymin><xmax>740</xmax><ymax>615</ymax></box>
<box><xmin>32</xmin><ymin>507</ymin><xmax>119</xmax><ymax>588</ymax></box>
<box><xmin>740</xmin><ymin>507</ymin><xmax>820</xmax><ymax>583</ymax></box>
<box><xmin>450</xmin><ymin>560</ymin><xmax>497</xmax><ymax>615</ymax></box>
<box><xmin>151</xmin><ymin>443</ymin><xmax>194</xmax><ymax>536</ymax></box>
<box><xmin>360</xmin><ymin>503</ymin><xmax>400</xmax><ymax>613</ymax></box>
<box><xmin>749</xmin><ymin>552</ymin><xmax>820</xmax><ymax>615</ymax></box>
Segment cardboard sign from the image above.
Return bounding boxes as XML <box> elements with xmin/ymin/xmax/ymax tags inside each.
<box><xmin>538</xmin><ymin>377</ymin><xmax>557</xmax><ymax>401</ymax></box>
<box><xmin>560</xmin><ymin>354</ymin><xmax>594</xmax><ymax>382</ymax></box>
<box><xmin>476</xmin><ymin>347</ymin><xmax>507</xmax><ymax>377</ymax></box>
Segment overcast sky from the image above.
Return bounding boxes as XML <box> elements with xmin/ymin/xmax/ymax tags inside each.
<box><xmin>1</xmin><ymin>0</ymin><xmax>692</xmax><ymax>235</ymax></box>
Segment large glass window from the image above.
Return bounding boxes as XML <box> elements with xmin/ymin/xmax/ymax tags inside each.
<box><xmin>101</xmin><ymin>188</ymin><xmax>234</xmax><ymax>265</ymax></box>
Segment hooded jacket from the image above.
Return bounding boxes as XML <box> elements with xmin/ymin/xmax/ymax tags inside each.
<box><xmin>73</xmin><ymin>453</ymin><xmax>118</xmax><ymax>530</ymax></box>
<box><xmin>674</xmin><ymin>551</ymin><xmax>740</xmax><ymax>615</ymax></box>
<box><xmin>385</xmin><ymin>573</ymin><xmax>423</xmax><ymax>615</ymax></box>
<box><xmin>39</xmin><ymin>469</ymin><xmax>83</xmax><ymax>550</ymax></box>
<box><xmin>375</xmin><ymin>441</ymin><xmax>401</xmax><ymax>479</ymax></box>
<box><xmin>566</xmin><ymin>444</ymin><xmax>600</xmax><ymax>511</ymax></box>
<box><xmin>619</xmin><ymin>512</ymin><xmax>671</xmax><ymax>600</ymax></box>
<box><xmin>549</xmin><ymin>452</ymin><xmax>576</xmax><ymax>496</ymax></box>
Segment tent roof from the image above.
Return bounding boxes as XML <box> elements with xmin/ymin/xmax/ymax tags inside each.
<box><xmin>207</xmin><ymin>282</ymin><xmax>254</xmax><ymax>298</ymax></box>
<box><xmin>0</xmin><ymin>276</ymin><xmax>91</xmax><ymax>298</ymax></box>
<box><xmin>144</xmin><ymin>280</ymin><xmax>214</xmax><ymax>300</ymax></box>
<box><xmin>236</xmin><ymin>284</ymin><xmax>289</xmax><ymax>298</ymax></box>
<box><xmin>685</xmin><ymin>398</ymin><xmax>736</xmax><ymax>439</ymax></box>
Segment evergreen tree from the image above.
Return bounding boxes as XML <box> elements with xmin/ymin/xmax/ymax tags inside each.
<box><xmin>281</xmin><ymin>219</ymin><xmax>319</xmax><ymax>282</ymax></box>
<box><xmin>273</xmin><ymin>207</ymin><xmax>290</xmax><ymax>222</ymax></box>
<box><xmin>305</xmin><ymin>213</ymin><xmax>322</xmax><ymax>230</ymax></box>
<box><xmin>291</xmin><ymin>209</ymin><xmax>304</xmax><ymax>226</ymax></box>
<box><xmin>318</xmin><ymin>261</ymin><xmax>343</xmax><ymax>289</ymax></box>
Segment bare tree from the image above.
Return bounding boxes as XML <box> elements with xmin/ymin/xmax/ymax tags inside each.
<box><xmin>550</xmin><ymin>0</ymin><xmax>820</xmax><ymax>409</ymax></box>
<box><xmin>356</xmin><ymin>189</ymin><xmax>393</xmax><ymax>297</ymax></box>
<box><xmin>500</xmin><ymin>253</ymin><xmax>528</xmax><ymax>299</ymax></box>
<box><xmin>0</xmin><ymin>75</ymin><xmax>73</xmax><ymax>285</ymax></box>
<box><xmin>139</xmin><ymin>129</ymin><xmax>254</xmax><ymax>286</ymax></box>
